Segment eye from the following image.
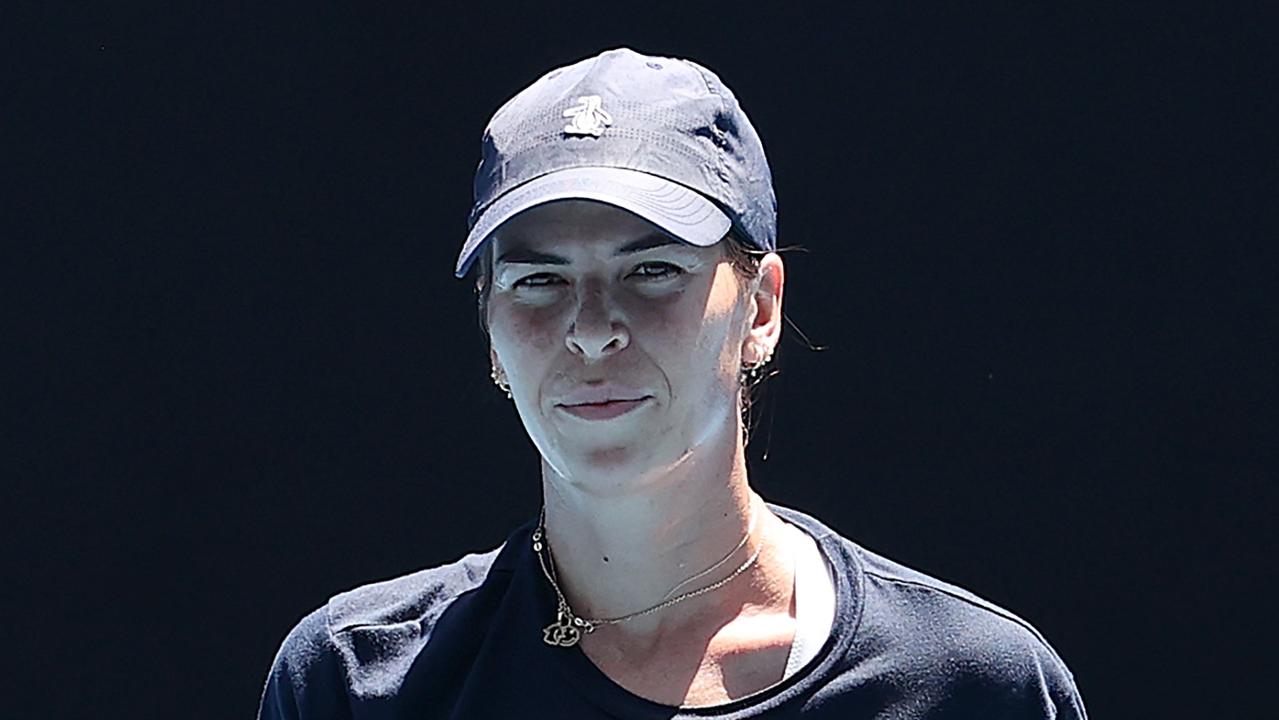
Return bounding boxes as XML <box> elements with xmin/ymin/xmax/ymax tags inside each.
<box><xmin>513</xmin><ymin>272</ymin><xmax>565</xmax><ymax>288</ymax></box>
<box><xmin>628</xmin><ymin>262</ymin><xmax>683</xmax><ymax>280</ymax></box>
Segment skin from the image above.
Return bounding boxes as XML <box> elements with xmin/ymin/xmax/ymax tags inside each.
<box><xmin>485</xmin><ymin>199</ymin><xmax>791</xmax><ymax>706</ymax></box>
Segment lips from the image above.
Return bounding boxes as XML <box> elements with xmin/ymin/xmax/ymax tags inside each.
<box><xmin>554</xmin><ymin>385</ymin><xmax>653</xmax><ymax>421</ymax></box>
<box><xmin>555</xmin><ymin>385</ymin><xmax>651</xmax><ymax>406</ymax></box>
<box><xmin>556</xmin><ymin>397</ymin><xmax>652</xmax><ymax>421</ymax></box>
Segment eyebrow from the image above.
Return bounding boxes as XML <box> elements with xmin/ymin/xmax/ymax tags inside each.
<box><xmin>495</xmin><ymin>232</ymin><xmax>682</xmax><ymax>266</ymax></box>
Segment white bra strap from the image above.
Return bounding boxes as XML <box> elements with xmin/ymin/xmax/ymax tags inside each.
<box><xmin>782</xmin><ymin>522</ymin><xmax>837</xmax><ymax>679</ymax></box>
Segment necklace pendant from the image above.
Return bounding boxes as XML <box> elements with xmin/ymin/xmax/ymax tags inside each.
<box><xmin>542</xmin><ymin>609</ymin><xmax>582</xmax><ymax>647</ymax></box>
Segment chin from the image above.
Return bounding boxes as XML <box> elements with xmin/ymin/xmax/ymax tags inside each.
<box><xmin>540</xmin><ymin>439</ymin><xmax>681</xmax><ymax>496</ymax></box>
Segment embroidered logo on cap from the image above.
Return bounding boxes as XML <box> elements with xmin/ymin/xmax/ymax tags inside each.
<box><xmin>562</xmin><ymin>95</ymin><xmax>612</xmax><ymax>137</ymax></box>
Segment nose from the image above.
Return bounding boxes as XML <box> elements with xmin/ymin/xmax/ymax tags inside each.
<box><xmin>565</xmin><ymin>281</ymin><xmax>630</xmax><ymax>360</ymax></box>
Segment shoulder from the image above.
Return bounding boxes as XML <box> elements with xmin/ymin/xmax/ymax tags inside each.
<box><xmin>852</xmin><ymin>544</ymin><xmax>1087</xmax><ymax>718</ymax></box>
<box><xmin>257</xmin><ymin>545</ymin><xmax>506</xmax><ymax>718</ymax></box>
<box><xmin>259</xmin><ymin>603</ymin><xmax>346</xmax><ymax>719</ymax></box>
<box><xmin>774</xmin><ymin>505</ymin><xmax>1085</xmax><ymax>718</ymax></box>
<box><xmin>857</xmin><ymin>544</ymin><xmax>1062</xmax><ymax>654</ymax></box>
<box><xmin>326</xmin><ymin>544</ymin><xmax>505</xmax><ymax>632</ymax></box>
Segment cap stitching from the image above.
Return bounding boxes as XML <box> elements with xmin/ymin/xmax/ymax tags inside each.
<box><xmin>478</xmin><ymin>129</ymin><xmax>716</xmax><ymax>208</ymax></box>
<box><xmin>494</xmin><ymin>102</ymin><xmax>687</xmax><ymax>159</ymax></box>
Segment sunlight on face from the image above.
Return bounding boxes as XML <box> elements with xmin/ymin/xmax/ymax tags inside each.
<box><xmin>485</xmin><ymin>200</ymin><xmax>754</xmax><ymax>494</ymax></box>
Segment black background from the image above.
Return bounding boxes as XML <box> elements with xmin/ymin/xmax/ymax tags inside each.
<box><xmin>8</xmin><ymin>3</ymin><xmax>1273</xmax><ymax>718</ymax></box>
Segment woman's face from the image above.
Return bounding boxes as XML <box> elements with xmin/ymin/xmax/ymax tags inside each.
<box><xmin>485</xmin><ymin>200</ymin><xmax>767</xmax><ymax>491</ymax></box>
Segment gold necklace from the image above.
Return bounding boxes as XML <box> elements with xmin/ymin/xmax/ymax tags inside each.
<box><xmin>533</xmin><ymin>507</ymin><xmax>764</xmax><ymax>648</ymax></box>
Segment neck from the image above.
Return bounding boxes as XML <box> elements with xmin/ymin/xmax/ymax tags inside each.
<box><xmin>538</xmin><ymin>420</ymin><xmax>791</xmax><ymax>638</ymax></box>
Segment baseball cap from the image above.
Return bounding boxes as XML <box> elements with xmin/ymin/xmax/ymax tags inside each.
<box><xmin>454</xmin><ymin>47</ymin><xmax>777</xmax><ymax>278</ymax></box>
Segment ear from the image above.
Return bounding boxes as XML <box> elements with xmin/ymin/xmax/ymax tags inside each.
<box><xmin>741</xmin><ymin>253</ymin><xmax>785</xmax><ymax>365</ymax></box>
<box><xmin>490</xmin><ymin>347</ymin><xmax>506</xmax><ymax>380</ymax></box>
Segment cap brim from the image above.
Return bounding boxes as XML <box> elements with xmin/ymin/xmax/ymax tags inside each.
<box><xmin>454</xmin><ymin>166</ymin><xmax>731</xmax><ymax>278</ymax></box>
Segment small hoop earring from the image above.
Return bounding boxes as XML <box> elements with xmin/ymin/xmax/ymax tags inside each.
<box><xmin>739</xmin><ymin>347</ymin><xmax>773</xmax><ymax>385</ymax></box>
<box><xmin>490</xmin><ymin>366</ymin><xmax>512</xmax><ymax>399</ymax></box>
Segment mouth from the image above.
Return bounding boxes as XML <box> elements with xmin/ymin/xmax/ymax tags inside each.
<box><xmin>555</xmin><ymin>396</ymin><xmax>653</xmax><ymax>421</ymax></box>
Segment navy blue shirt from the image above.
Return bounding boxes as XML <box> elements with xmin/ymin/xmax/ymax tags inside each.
<box><xmin>258</xmin><ymin>506</ymin><xmax>1086</xmax><ymax>718</ymax></box>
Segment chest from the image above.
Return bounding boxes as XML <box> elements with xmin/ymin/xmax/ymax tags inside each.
<box><xmin>581</xmin><ymin>617</ymin><xmax>797</xmax><ymax>707</ymax></box>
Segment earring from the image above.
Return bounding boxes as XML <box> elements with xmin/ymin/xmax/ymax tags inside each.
<box><xmin>490</xmin><ymin>366</ymin><xmax>512</xmax><ymax>399</ymax></box>
<box><xmin>739</xmin><ymin>346</ymin><xmax>773</xmax><ymax>385</ymax></box>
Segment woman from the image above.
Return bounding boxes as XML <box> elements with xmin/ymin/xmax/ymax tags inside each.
<box><xmin>259</xmin><ymin>48</ymin><xmax>1086</xmax><ymax>718</ymax></box>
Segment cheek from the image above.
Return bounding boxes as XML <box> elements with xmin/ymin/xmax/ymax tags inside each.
<box><xmin>635</xmin><ymin>288</ymin><xmax>741</xmax><ymax>386</ymax></box>
<box><xmin>488</xmin><ymin>302</ymin><xmax>564</xmax><ymax>372</ymax></box>
<box><xmin>696</xmin><ymin>271</ymin><xmax>750</xmax><ymax>365</ymax></box>
<box><xmin>628</xmin><ymin>297</ymin><xmax>699</xmax><ymax>343</ymax></box>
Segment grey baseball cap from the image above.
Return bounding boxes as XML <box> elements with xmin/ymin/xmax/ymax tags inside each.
<box><xmin>455</xmin><ymin>47</ymin><xmax>777</xmax><ymax>278</ymax></box>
